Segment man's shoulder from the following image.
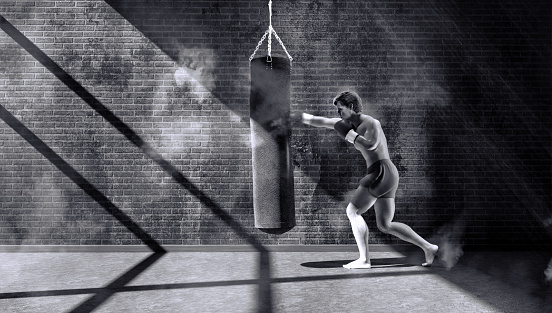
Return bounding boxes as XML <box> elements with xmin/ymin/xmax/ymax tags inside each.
<box><xmin>360</xmin><ymin>114</ymin><xmax>379</xmax><ymax>125</ymax></box>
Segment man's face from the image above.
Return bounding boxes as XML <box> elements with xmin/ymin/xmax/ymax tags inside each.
<box><xmin>336</xmin><ymin>102</ymin><xmax>354</xmax><ymax>120</ymax></box>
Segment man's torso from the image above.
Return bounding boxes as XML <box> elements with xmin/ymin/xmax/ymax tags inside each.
<box><xmin>353</xmin><ymin>114</ymin><xmax>391</xmax><ymax>167</ymax></box>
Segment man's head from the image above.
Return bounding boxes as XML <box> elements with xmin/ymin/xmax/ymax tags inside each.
<box><xmin>333</xmin><ymin>91</ymin><xmax>362</xmax><ymax>114</ymax></box>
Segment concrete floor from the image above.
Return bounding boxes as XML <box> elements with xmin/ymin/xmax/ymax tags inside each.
<box><xmin>0</xmin><ymin>247</ymin><xmax>550</xmax><ymax>313</ymax></box>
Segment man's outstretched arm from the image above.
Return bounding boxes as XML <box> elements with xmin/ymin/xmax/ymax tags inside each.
<box><xmin>293</xmin><ymin>112</ymin><xmax>341</xmax><ymax>129</ymax></box>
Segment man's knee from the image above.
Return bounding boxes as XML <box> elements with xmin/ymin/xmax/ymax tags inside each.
<box><xmin>346</xmin><ymin>203</ymin><xmax>359</xmax><ymax>219</ymax></box>
<box><xmin>377</xmin><ymin>222</ymin><xmax>391</xmax><ymax>233</ymax></box>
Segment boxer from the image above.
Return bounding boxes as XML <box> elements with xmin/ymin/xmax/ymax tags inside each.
<box><xmin>295</xmin><ymin>91</ymin><xmax>438</xmax><ymax>268</ymax></box>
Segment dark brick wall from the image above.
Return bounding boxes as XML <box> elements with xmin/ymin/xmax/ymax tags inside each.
<box><xmin>1</xmin><ymin>0</ymin><xmax>550</xmax><ymax>248</ymax></box>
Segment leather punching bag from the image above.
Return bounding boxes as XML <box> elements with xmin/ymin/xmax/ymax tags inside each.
<box><xmin>250</xmin><ymin>55</ymin><xmax>295</xmax><ymax>234</ymax></box>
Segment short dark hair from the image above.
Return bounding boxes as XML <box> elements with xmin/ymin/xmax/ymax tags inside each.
<box><xmin>333</xmin><ymin>91</ymin><xmax>362</xmax><ymax>113</ymax></box>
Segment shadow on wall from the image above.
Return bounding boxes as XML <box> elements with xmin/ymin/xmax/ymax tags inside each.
<box><xmin>102</xmin><ymin>0</ymin><xmax>396</xmax><ymax>206</ymax></box>
<box><xmin>0</xmin><ymin>9</ymin><xmax>269</xmax><ymax>257</ymax></box>
<box><xmin>103</xmin><ymin>0</ymin><xmax>252</xmax><ymax>115</ymax></box>
<box><xmin>422</xmin><ymin>1</ymin><xmax>552</xmax><ymax>251</ymax></box>
<box><xmin>101</xmin><ymin>0</ymin><xmax>371</xmax><ymax>247</ymax></box>
<box><xmin>0</xmin><ymin>104</ymin><xmax>165</xmax><ymax>253</ymax></box>
<box><xmin>0</xmin><ymin>14</ymin><xmax>274</xmax><ymax>312</ymax></box>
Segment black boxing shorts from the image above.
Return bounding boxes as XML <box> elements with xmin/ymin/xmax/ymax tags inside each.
<box><xmin>359</xmin><ymin>159</ymin><xmax>399</xmax><ymax>198</ymax></box>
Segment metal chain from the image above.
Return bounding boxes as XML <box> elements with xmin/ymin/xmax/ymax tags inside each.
<box><xmin>249</xmin><ymin>30</ymin><xmax>269</xmax><ymax>62</ymax></box>
<box><xmin>249</xmin><ymin>0</ymin><xmax>293</xmax><ymax>65</ymax></box>
<box><xmin>272</xmin><ymin>29</ymin><xmax>293</xmax><ymax>63</ymax></box>
<box><xmin>249</xmin><ymin>28</ymin><xmax>293</xmax><ymax>64</ymax></box>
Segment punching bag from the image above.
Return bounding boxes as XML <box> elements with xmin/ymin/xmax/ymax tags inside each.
<box><xmin>250</xmin><ymin>55</ymin><xmax>295</xmax><ymax>234</ymax></box>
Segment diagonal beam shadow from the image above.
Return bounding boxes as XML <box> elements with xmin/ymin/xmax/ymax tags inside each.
<box><xmin>0</xmin><ymin>13</ymin><xmax>265</xmax><ymax>252</ymax></box>
<box><xmin>0</xmin><ymin>104</ymin><xmax>164</xmax><ymax>254</ymax></box>
<box><xmin>0</xmin><ymin>15</ymin><xmax>272</xmax><ymax>313</ymax></box>
<box><xmin>69</xmin><ymin>252</ymin><xmax>165</xmax><ymax>313</ymax></box>
<box><xmin>0</xmin><ymin>269</ymin><xmax>431</xmax><ymax>300</ymax></box>
<box><xmin>0</xmin><ymin>106</ymin><xmax>168</xmax><ymax>312</ymax></box>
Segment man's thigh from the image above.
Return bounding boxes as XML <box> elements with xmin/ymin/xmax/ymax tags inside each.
<box><xmin>350</xmin><ymin>185</ymin><xmax>378</xmax><ymax>214</ymax></box>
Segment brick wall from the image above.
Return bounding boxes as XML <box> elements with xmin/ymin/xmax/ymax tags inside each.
<box><xmin>0</xmin><ymin>0</ymin><xmax>550</xmax><ymax>249</ymax></box>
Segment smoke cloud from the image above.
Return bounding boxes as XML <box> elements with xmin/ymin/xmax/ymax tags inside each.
<box><xmin>545</xmin><ymin>258</ymin><xmax>552</xmax><ymax>283</ymax></box>
<box><xmin>434</xmin><ymin>216</ymin><xmax>466</xmax><ymax>270</ymax></box>
<box><xmin>174</xmin><ymin>45</ymin><xmax>215</xmax><ymax>93</ymax></box>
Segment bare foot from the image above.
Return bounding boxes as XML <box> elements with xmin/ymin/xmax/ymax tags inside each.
<box><xmin>422</xmin><ymin>244</ymin><xmax>439</xmax><ymax>267</ymax></box>
<box><xmin>343</xmin><ymin>259</ymin><xmax>372</xmax><ymax>269</ymax></box>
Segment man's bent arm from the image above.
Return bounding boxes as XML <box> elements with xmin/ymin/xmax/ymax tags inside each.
<box><xmin>354</xmin><ymin>120</ymin><xmax>381</xmax><ymax>150</ymax></box>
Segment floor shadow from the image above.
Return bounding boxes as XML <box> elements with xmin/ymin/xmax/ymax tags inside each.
<box><xmin>301</xmin><ymin>257</ymin><xmax>415</xmax><ymax>269</ymax></box>
<box><xmin>0</xmin><ymin>266</ymin><xmax>430</xmax><ymax>301</ymax></box>
<box><xmin>69</xmin><ymin>252</ymin><xmax>166</xmax><ymax>313</ymax></box>
<box><xmin>0</xmin><ymin>253</ymin><xmax>166</xmax><ymax>311</ymax></box>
